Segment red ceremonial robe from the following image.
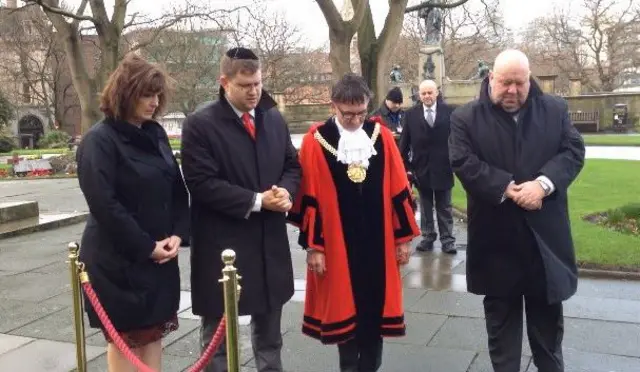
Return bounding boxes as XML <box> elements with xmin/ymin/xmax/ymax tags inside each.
<box><xmin>287</xmin><ymin>117</ymin><xmax>420</xmax><ymax>345</ymax></box>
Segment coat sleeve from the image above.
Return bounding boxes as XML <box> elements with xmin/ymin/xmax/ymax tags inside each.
<box><xmin>277</xmin><ymin>124</ymin><xmax>302</xmax><ymax>200</ymax></box>
<box><xmin>537</xmin><ymin>104</ymin><xmax>585</xmax><ymax>192</ymax></box>
<box><xmin>171</xmin><ymin>170</ymin><xmax>190</xmax><ymax>246</ymax></box>
<box><xmin>180</xmin><ymin>113</ymin><xmax>256</xmax><ymax>220</ymax></box>
<box><xmin>449</xmin><ymin>107</ymin><xmax>513</xmax><ymax>205</ymax></box>
<box><xmin>286</xmin><ymin>132</ymin><xmax>325</xmax><ymax>252</ymax></box>
<box><xmin>76</xmin><ymin>129</ymin><xmax>156</xmax><ymax>262</ymax></box>
<box><xmin>398</xmin><ymin>111</ymin><xmax>412</xmax><ymax>170</ymax></box>
<box><xmin>384</xmin><ymin>128</ymin><xmax>420</xmax><ymax>244</ymax></box>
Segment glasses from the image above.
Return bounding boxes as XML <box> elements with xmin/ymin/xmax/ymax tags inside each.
<box><xmin>230</xmin><ymin>81</ymin><xmax>262</xmax><ymax>92</ymax></box>
<box><xmin>337</xmin><ymin>107</ymin><xmax>368</xmax><ymax>121</ymax></box>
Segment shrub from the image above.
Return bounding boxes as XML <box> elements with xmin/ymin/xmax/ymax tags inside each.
<box><xmin>39</xmin><ymin>130</ymin><xmax>71</xmax><ymax>149</ymax></box>
<box><xmin>49</xmin><ymin>152</ymin><xmax>76</xmax><ymax>174</ymax></box>
<box><xmin>0</xmin><ymin>129</ymin><xmax>16</xmax><ymax>153</ymax></box>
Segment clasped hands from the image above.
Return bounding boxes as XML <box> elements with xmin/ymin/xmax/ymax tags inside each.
<box><xmin>306</xmin><ymin>242</ymin><xmax>411</xmax><ymax>276</ymax></box>
<box><xmin>262</xmin><ymin>185</ymin><xmax>292</xmax><ymax>213</ymax></box>
<box><xmin>150</xmin><ymin>235</ymin><xmax>181</xmax><ymax>264</ymax></box>
<box><xmin>505</xmin><ymin>180</ymin><xmax>546</xmax><ymax>211</ymax></box>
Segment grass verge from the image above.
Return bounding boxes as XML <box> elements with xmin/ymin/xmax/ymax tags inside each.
<box><xmin>451</xmin><ymin>159</ymin><xmax>640</xmax><ymax>271</ymax></box>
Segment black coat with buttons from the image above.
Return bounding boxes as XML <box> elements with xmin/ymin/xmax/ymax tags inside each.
<box><xmin>76</xmin><ymin>118</ymin><xmax>189</xmax><ymax>332</ymax></box>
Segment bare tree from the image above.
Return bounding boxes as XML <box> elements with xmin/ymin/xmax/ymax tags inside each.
<box><xmin>0</xmin><ymin>7</ymin><xmax>75</xmax><ymax>129</ymax></box>
<box><xmin>22</xmin><ymin>0</ymin><xmax>245</xmax><ymax>132</ymax></box>
<box><xmin>355</xmin><ymin>0</ymin><xmax>470</xmax><ymax>105</ymax></box>
<box><xmin>226</xmin><ymin>5</ymin><xmax>331</xmax><ymax>104</ymax></box>
<box><xmin>140</xmin><ymin>21</ymin><xmax>229</xmax><ymax>115</ymax></box>
<box><xmin>529</xmin><ymin>0</ymin><xmax>640</xmax><ymax>92</ymax></box>
<box><xmin>316</xmin><ymin>0</ymin><xmax>368</xmax><ymax>79</ymax></box>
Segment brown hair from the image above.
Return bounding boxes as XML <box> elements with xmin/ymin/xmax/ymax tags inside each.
<box><xmin>220</xmin><ymin>54</ymin><xmax>261</xmax><ymax>78</ymax></box>
<box><xmin>100</xmin><ymin>52</ymin><xmax>173</xmax><ymax>120</ymax></box>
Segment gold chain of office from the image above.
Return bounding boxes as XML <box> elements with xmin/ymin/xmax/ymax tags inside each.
<box><xmin>313</xmin><ymin>123</ymin><xmax>381</xmax><ymax>183</ymax></box>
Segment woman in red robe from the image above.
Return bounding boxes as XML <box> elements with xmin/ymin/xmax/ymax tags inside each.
<box><xmin>287</xmin><ymin>73</ymin><xmax>420</xmax><ymax>371</ymax></box>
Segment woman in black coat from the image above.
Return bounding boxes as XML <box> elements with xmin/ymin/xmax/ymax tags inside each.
<box><xmin>76</xmin><ymin>53</ymin><xmax>189</xmax><ymax>370</ymax></box>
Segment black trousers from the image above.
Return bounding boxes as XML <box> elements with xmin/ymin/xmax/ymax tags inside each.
<box><xmin>483</xmin><ymin>221</ymin><xmax>564</xmax><ymax>372</ymax></box>
<box><xmin>200</xmin><ymin>309</ymin><xmax>283</xmax><ymax>372</ymax></box>
<box><xmin>418</xmin><ymin>187</ymin><xmax>455</xmax><ymax>245</ymax></box>
<box><xmin>337</xmin><ymin>337</ymin><xmax>383</xmax><ymax>372</ymax></box>
<box><xmin>484</xmin><ymin>296</ymin><xmax>564</xmax><ymax>372</ymax></box>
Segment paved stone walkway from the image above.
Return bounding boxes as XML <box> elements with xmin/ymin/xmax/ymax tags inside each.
<box><xmin>1</xmin><ymin>179</ymin><xmax>640</xmax><ymax>371</ymax></box>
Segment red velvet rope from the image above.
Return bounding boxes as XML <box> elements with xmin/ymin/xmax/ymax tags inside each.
<box><xmin>82</xmin><ymin>281</ymin><xmax>227</xmax><ymax>372</ymax></box>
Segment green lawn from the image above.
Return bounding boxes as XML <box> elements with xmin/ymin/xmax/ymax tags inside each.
<box><xmin>451</xmin><ymin>159</ymin><xmax>640</xmax><ymax>271</ymax></box>
<box><xmin>582</xmin><ymin>134</ymin><xmax>640</xmax><ymax>146</ymax></box>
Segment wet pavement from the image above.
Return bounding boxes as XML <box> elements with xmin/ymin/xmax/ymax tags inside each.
<box><xmin>1</xmin><ymin>179</ymin><xmax>640</xmax><ymax>371</ymax></box>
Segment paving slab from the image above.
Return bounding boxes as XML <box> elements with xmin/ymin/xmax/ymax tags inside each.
<box><xmin>564</xmin><ymin>295</ymin><xmax>640</xmax><ymax>324</ymax></box>
<box><xmin>427</xmin><ymin>316</ymin><xmax>533</xmax><ymax>356</ymax></box>
<box><xmin>409</xmin><ymin>291</ymin><xmax>484</xmax><ymax>318</ymax></box>
<box><xmin>468</xmin><ymin>352</ymin><xmax>531</xmax><ymax>372</ymax></box>
<box><xmin>0</xmin><ymin>299</ymin><xmax>68</xmax><ymax>333</ymax></box>
<box><xmin>526</xmin><ymin>347</ymin><xmax>640</xmax><ymax>372</ymax></box>
<box><xmin>0</xmin><ymin>334</ymin><xmax>34</xmax><ymax>355</ymax></box>
<box><xmin>0</xmin><ymin>271</ymin><xmax>70</xmax><ymax>302</ymax></box>
<box><xmin>563</xmin><ymin>318</ymin><xmax>640</xmax><ymax>358</ymax></box>
<box><xmin>0</xmin><ymin>339</ymin><xmax>103</xmax><ymax>372</ymax></box>
<box><xmin>9</xmin><ymin>306</ymin><xmax>100</xmax><ymax>343</ymax></box>
<box><xmin>385</xmin><ymin>312</ymin><xmax>447</xmax><ymax>346</ymax></box>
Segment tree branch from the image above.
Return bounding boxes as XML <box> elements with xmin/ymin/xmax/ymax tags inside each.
<box><xmin>25</xmin><ymin>0</ymin><xmax>95</xmax><ymax>22</ymax></box>
<box><xmin>405</xmin><ymin>0</ymin><xmax>470</xmax><ymax>13</ymax></box>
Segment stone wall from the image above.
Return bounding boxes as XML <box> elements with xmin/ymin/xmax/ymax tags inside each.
<box><xmin>564</xmin><ymin>93</ymin><xmax>640</xmax><ymax>128</ymax></box>
<box><xmin>282</xmin><ymin>103</ymin><xmax>332</xmax><ymax>134</ymax></box>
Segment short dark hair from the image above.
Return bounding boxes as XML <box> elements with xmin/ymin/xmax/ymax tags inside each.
<box><xmin>220</xmin><ymin>47</ymin><xmax>261</xmax><ymax>78</ymax></box>
<box><xmin>100</xmin><ymin>52</ymin><xmax>173</xmax><ymax>120</ymax></box>
<box><xmin>331</xmin><ymin>73</ymin><xmax>372</xmax><ymax>104</ymax></box>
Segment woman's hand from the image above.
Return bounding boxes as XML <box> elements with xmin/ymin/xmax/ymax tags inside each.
<box><xmin>150</xmin><ymin>236</ymin><xmax>181</xmax><ymax>264</ymax></box>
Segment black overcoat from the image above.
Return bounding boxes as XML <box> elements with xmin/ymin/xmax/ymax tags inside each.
<box><xmin>399</xmin><ymin>99</ymin><xmax>455</xmax><ymax>190</ymax></box>
<box><xmin>77</xmin><ymin>118</ymin><xmax>190</xmax><ymax>331</ymax></box>
<box><xmin>181</xmin><ymin>89</ymin><xmax>301</xmax><ymax>317</ymax></box>
<box><xmin>449</xmin><ymin>77</ymin><xmax>585</xmax><ymax>303</ymax></box>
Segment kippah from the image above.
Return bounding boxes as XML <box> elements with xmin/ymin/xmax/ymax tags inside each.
<box><xmin>225</xmin><ymin>47</ymin><xmax>259</xmax><ymax>60</ymax></box>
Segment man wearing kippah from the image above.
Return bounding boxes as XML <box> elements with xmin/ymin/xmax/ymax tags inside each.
<box><xmin>181</xmin><ymin>46</ymin><xmax>301</xmax><ymax>372</ymax></box>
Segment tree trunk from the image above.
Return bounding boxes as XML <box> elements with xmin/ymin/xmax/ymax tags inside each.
<box><xmin>357</xmin><ymin>0</ymin><xmax>408</xmax><ymax>108</ymax></box>
<box><xmin>316</xmin><ymin>0</ymin><xmax>368</xmax><ymax>81</ymax></box>
<box><xmin>61</xmin><ymin>33</ymin><xmax>101</xmax><ymax>132</ymax></box>
<box><xmin>329</xmin><ymin>35</ymin><xmax>354</xmax><ymax>80</ymax></box>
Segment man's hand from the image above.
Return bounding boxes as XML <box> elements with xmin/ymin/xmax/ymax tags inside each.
<box><xmin>396</xmin><ymin>242</ymin><xmax>411</xmax><ymax>265</ymax></box>
<box><xmin>504</xmin><ymin>182</ymin><xmax>522</xmax><ymax>200</ymax></box>
<box><xmin>307</xmin><ymin>251</ymin><xmax>326</xmax><ymax>275</ymax></box>
<box><xmin>262</xmin><ymin>185</ymin><xmax>292</xmax><ymax>212</ymax></box>
<box><xmin>511</xmin><ymin>181</ymin><xmax>544</xmax><ymax>211</ymax></box>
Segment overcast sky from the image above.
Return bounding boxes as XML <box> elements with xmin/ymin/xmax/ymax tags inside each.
<box><xmin>18</xmin><ymin>0</ymin><xmax>561</xmax><ymax>47</ymax></box>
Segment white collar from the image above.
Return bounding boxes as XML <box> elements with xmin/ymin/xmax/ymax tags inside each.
<box><xmin>226</xmin><ymin>95</ymin><xmax>255</xmax><ymax>119</ymax></box>
<box><xmin>423</xmin><ymin>102</ymin><xmax>437</xmax><ymax>112</ymax></box>
<box><xmin>334</xmin><ymin>117</ymin><xmax>377</xmax><ymax>168</ymax></box>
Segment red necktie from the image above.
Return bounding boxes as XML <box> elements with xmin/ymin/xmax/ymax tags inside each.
<box><xmin>241</xmin><ymin>112</ymin><xmax>255</xmax><ymax>140</ymax></box>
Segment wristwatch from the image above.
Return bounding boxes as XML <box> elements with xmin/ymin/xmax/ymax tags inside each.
<box><xmin>538</xmin><ymin>180</ymin><xmax>551</xmax><ymax>196</ymax></box>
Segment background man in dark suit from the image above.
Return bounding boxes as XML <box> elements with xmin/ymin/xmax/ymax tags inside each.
<box><xmin>181</xmin><ymin>47</ymin><xmax>301</xmax><ymax>372</ymax></box>
<box><xmin>449</xmin><ymin>49</ymin><xmax>585</xmax><ymax>372</ymax></box>
<box><xmin>399</xmin><ymin>79</ymin><xmax>456</xmax><ymax>254</ymax></box>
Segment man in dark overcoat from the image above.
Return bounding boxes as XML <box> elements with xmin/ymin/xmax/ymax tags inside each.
<box><xmin>448</xmin><ymin>49</ymin><xmax>585</xmax><ymax>372</ymax></box>
<box><xmin>180</xmin><ymin>47</ymin><xmax>301</xmax><ymax>372</ymax></box>
<box><xmin>399</xmin><ymin>79</ymin><xmax>457</xmax><ymax>254</ymax></box>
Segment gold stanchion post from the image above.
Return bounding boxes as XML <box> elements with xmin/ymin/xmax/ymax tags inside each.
<box><xmin>220</xmin><ymin>249</ymin><xmax>242</xmax><ymax>372</ymax></box>
<box><xmin>68</xmin><ymin>242</ymin><xmax>87</xmax><ymax>372</ymax></box>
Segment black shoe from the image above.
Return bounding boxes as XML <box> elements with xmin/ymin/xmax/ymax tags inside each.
<box><xmin>442</xmin><ymin>243</ymin><xmax>457</xmax><ymax>254</ymax></box>
<box><xmin>416</xmin><ymin>239</ymin><xmax>434</xmax><ymax>252</ymax></box>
